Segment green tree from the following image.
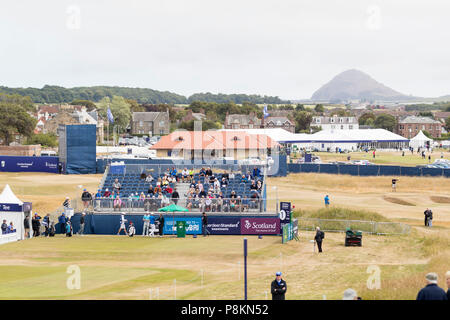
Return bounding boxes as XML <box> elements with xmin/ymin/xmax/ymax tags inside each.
<box><xmin>295</xmin><ymin>104</ymin><xmax>305</xmax><ymax>111</ymax></box>
<box><xmin>0</xmin><ymin>102</ymin><xmax>36</xmax><ymax>145</ymax></box>
<box><xmin>178</xmin><ymin>120</ymin><xmax>221</xmax><ymax>131</ymax></box>
<box><xmin>70</xmin><ymin>99</ymin><xmax>97</xmax><ymax>111</ymax></box>
<box><xmin>294</xmin><ymin>111</ymin><xmax>313</xmax><ymax>132</ymax></box>
<box><xmin>314</xmin><ymin>104</ymin><xmax>325</xmax><ymax>113</ymax></box>
<box><xmin>422</xmin><ymin>130</ymin><xmax>433</xmax><ymax>139</ymax></box>
<box><xmin>97</xmin><ymin>96</ymin><xmax>131</xmax><ymax>132</ymax></box>
<box><xmin>418</xmin><ymin>111</ymin><xmax>433</xmax><ymax>118</ymax></box>
<box><xmin>358</xmin><ymin>112</ymin><xmax>376</xmax><ymax>125</ymax></box>
<box><xmin>445</xmin><ymin>116</ymin><xmax>450</xmax><ymax>132</ymax></box>
<box><xmin>26</xmin><ymin>133</ymin><xmax>58</xmax><ymax>147</ymax></box>
<box><xmin>374</xmin><ymin>114</ymin><xmax>397</xmax><ymax>132</ymax></box>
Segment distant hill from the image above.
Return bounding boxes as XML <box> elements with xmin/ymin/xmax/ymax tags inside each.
<box><xmin>311</xmin><ymin>69</ymin><xmax>417</xmax><ymax>102</ymax></box>
<box><xmin>0</xmin><ymin>85</ymin><xmax>288</xmax><ymax>105</ymax></box>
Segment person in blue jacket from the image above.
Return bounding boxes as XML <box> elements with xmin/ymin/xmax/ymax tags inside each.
<box><xmin>416</xmin><ymin>273</ymin><xmax>448</xmax><ymax>300</ymax></box>
<box><xmin>58</xmin><ymin>213</ymin><xmax>67</xmax><ymax>234</ymax></box>
<box><xmin>324</xmin><ymin>195</ymin><xmax>330</xmax><ymax>208</ymax></box>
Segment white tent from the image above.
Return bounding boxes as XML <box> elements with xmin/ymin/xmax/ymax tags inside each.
<box><xmin>0</xmin><ymin>184</ymin><xmax>26</xmax><ymax>244</ymax></box>
<box><xmin>409</xmin><ymin>130</ymin><xmax>433</xmax><ymax>149</ymax></box>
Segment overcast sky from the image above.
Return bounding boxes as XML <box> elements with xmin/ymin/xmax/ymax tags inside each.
<box><xmin>0</xmin><ymin>0</ymin><xmax>449</xmax><ymax>99</ymax></box>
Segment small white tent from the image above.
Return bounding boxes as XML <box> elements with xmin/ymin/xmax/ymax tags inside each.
<box><xmin>0</xmin><ymin>184</ymin><xmax>26</xmax><ymax>244</ymax></box>
<box><xmin>409</xmin><ymin>130</ymin><xmax>433</xmax><ymax>149</ymax></box>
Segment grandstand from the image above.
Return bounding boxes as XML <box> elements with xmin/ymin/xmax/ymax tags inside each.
<box><xmin>96</xmin><ymin>163</ymin><xmax>268</xmax><ymax>213</ymax></box>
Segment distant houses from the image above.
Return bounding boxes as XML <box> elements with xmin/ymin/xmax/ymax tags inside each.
<box><xmin>396</xmin><ymin>116</ymin><xmax>442</xmax><ymax>138</ymax></box>
<box><xmin>311</xmin><ymin>115</ymin><xmax>359</xmax><ymax>131</ymax></box>
<box><xmin>131</xmin><ymin>110</ymin><xmax>170</xmax><ymax>136</ymax></box>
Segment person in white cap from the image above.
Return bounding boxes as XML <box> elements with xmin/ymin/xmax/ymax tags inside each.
<box><xmin>416</xmin><ymin>272</ymin><xmax>448</xmax><ymax>300</ymax></box>
<box><xmin>271</xmin><ymin>271</ymin><xmax>287</xmax><ymax>300</ymax></box>
<box><xmin>117</xmin><ymin>213</ymin><xmax>128</xmax><ymax>236</ymax></box>
<box><xmin>342</xmin><ymin>288</ymin><xmax>359</xmax><ymax>300</ymax></box>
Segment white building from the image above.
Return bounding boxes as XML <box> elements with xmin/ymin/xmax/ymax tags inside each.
<box><xmin>311</xmin><ymin>115</ymin><xmax>359</xmax><ymax>131</ymax></box>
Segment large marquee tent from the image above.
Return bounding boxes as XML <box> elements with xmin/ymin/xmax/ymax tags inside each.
<box><xmin>0</xmin><ymin>184</ymin><xmax>30</xmax><ymax>245</ymax></box>
<box><xmin>409</xmin><ymin>130</ymin><xmax>433</xmax><ymax>149</ymax></box>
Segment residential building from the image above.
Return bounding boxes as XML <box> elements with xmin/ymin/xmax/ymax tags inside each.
<box><xmin>131</xmin><ymin>111</ymin><xmax>170</xmax><ymax>136</ymax></box>
<box><xmin>182</xmin><ymin>109</ymin><xmax>206</xmax><ymax>122</ymax></box>
<box><xmin>263</xmin><ymin>116</ymin><xmax>296</xmax><ymax>133</ymax></box>
<box><xmin>311</xmin><ymin>115</ymin><xmax>359</xmax><ymax>131</ymax></box>
<box><xmin>224</xmin><ymin>113</ymin><xmax>261</xmax><ymax>130</ymax></box>
<box><xmin>150</xmin><ymin>130</ymin><xmax>278</xmax><ymax>160</ymax></box>
<box><xmin>397</xmin><ymin>116</ymin><xmax>442</xmax><ymax>138</ymax></box>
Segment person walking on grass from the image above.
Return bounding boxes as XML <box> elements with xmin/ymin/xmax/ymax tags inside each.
<box><xmin>78</xmin><ymin>212</ymin><xmax>86</xmax><ymax>235</ymax></box>
<box><xmin>271</xmin><ymin>272</ymin><xmax>287</xmax><ymax>300</ymax></box>
<box><xmin>324</xmin><ymin>195</ymin><xmax>330</xmax><ymax>208</ymax></box>
<box><xmin>416</xmin><ymin>273</ymin><xmax>448</xmax><ymax>300</ymax></box>
<box><xmin>314</xmin><ymin>226</ymin><xmax>325</xmax><ymax>253</ymax></box>
<box><xmin>58</xmin><ymin>212</ymin><xmax>67</xmax><ymax>234</ymax></box>
<box><xmin>424</xmin><ymin>208</ymin><xmax>433</xmax><ymax>227</ymax></box>
<box><xmin>391</xmin><ymin>178</ymin><xmax>398</xmax><ymax>192</ymax></box>
<box><xmin>149</xmin><ymin>213</ymin><xmax>156</xmax><ymax>237</ymax></box>
<box><xmin>117</xmin><ymin>213</ymin><xmax>128</xmax><ymax>236</ymax></box>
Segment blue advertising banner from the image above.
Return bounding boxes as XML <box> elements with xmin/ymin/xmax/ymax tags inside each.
<box><xmin>0</xmin><ymin>203</ymin><xmax>23</xmax><ymax>212</ymax></box>
<box><xmin>163</xmin><ymin>217</ymin><xmax>202</xmax><ymax>235</ymax></box>
<box><xmin>206</xmin><ymin>217</ymin><xmax>241</xmax><ymax>235</ymax></box>
<box><xmin>0</xmin><ymin>156</ymin><xmax>59</xmax><ymax>173</ymax></box>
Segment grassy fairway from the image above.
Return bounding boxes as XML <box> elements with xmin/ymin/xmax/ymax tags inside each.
<box><xmin>0</xmin><ymin>229</ymin><xmax>448</xmax><ymax>300</ymax></box>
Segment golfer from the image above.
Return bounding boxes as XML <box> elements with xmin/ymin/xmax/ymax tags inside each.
<box><xmin>117</xmin><ymin>213</ymin><xmax>128</xmax><ymax>235</ymax></box>
<box><xmin>314</xmin><ymin>226</ymin><xmax>325</xmax><ymax>253</ymax></box>
<box><xmin>271</xmin><ymin>271</ymin><xmax>287</xmax><ymax>300</ymax></box>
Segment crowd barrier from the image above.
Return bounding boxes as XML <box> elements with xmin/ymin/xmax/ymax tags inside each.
<box><xmin>66</xmin><ymin>213</ymin><xmax>281</xmax><ymax>236</ymax></box>
<box><xmin>0</xmin><ymin>156</ymin><xmax>59</xmax><ymax>173</ymax></box>
<box><xmin>288</xmin><ymin>163</ymin><xmax>450</xmax><ymax>178</ymax></box>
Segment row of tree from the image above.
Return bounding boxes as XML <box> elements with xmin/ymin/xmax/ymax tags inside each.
<box><xmin>0</xmin><ymin>85</ymin><xmax>289</xmax><ymax>105</ymax></box>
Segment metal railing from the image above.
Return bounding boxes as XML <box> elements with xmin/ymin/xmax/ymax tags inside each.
<box><xmin>298</xmin><ymin>218</ymin><xmax>411</xmax><ymax>235</ymax></box>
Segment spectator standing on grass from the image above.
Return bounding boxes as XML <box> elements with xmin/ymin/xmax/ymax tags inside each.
<box><xmin>392</xmin><ymin>179</ymin><xmax>398</xmax><ymax>192</ymax></box>
<box><xmin>446</xmin><ymin>271</ymin><xmax>450</xmax><ymax>300</ymax></box>
<box><xmin>343</xmin><ymin>288</ymin><xmax>360</xmax><ymax>300</ymax></box>
<box><xmin>424</xmin><ymin>208</ymin><xmax>433</xmax><ymax>227</ymax></box>
<box><xmin>372</xmin><ymin>150</ymin><xmax>376</xmax><ymax>158</ymax></box>
<box><xmin>314</xmin><ymin>226</ymin><xmax>325</xmax><ymax>253</ymax></box>
<box><xmin>157</xmin><ymin>214</ymin><xmax>164</xmax><ymax>237</ymax></box>
<box><xmin>324</xmin><ymin>195</ymin><xmax>330</xmax><ymax>208</ymax></box>
<box><xmin>58</xmin><ymin>213</ymin><xmax>67</xmax><ymax>234</ymax></box>
<box><xmin>81</xmin><ymin>189</ymin><xmax>92</xmax><ymax>211</ymax></box>
<box><xmin>142</xmin><ymin>213</ymin><xmax>150</xmax><ymax>236</ymax></box>
<box><xmin>271</xmin><ymin>272</ymin><xmax>287</xmax><ymax>300</ymax></box>
<box><xmin>78</xmin><ymin>212</ymin><xmax>86</xmax><ymax>235</ymax></box>
<box><xmin>95</xmin><ymin>189</ymin><xmax>102</xmax><ymax>209</ymax></box>
<box><xmin>32</xmin><ymin>213</ymin><xmax>41</xmax><ymax>237</ymax></box>
<box><xmin>416</xmin><ymin>273</ymin><xmax>448</xmax><ymax>300</ymax></box>
<box><xmin>202</xmin><ymin>212</ymin><xmax>208</xmax><ymax>237</ymax></box>
<box><xmin>1</xmin><ymin>220</ymin><xmax>7</xmax><ymax>234</ymax></box>
<box><xmin>43</xmin><ymin>214</ymin><xmax>50</xmax><ymax>236</ymax></box>
<box><xmin>24</xmin><ymin>215</ymin><xmax>30</xmax><ymax>238</ymax></box>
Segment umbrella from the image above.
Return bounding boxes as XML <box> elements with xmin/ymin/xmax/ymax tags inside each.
<box><xmin>158</xmin><ymin>204</ymin><xmax>189</xmax><ymax>212</ymax></box>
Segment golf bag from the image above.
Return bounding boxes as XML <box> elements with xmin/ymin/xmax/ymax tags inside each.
<box><xmin>345</xmin><ymin>228</ymin><xmax>362</xmax><ymax>246</ymax></box>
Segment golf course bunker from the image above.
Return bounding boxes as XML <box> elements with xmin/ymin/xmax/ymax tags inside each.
<box><xmin>430</xmin><ymin>196</ymin><xmax>450</xmax><ymax>204</ymax></box>
<box><xmin>383</xmin><ymin>196</ymin><xmax>415</xmax><ymax>206</ymax></box>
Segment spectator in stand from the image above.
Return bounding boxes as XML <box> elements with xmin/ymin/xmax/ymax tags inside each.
<box><xmin>221</xmin><ymin>177</ymin><xmax>228</xmax><ymax>189</ymax></box>
<box><xmin>32</xmin><ymin>213</ymin><xmax>42</xmax><ymax>237</ymax></box>
<box><xmin>205</xmin><ymin>167</ymin><xmax>213</xmax><ymax>178</ymax></box>
<box><xmin>216</xmin><ymin>192</ymin><xmax>224</xmax><ymax>212</ymax></box>
<box><xmin>230</xmin><ymin>191</ymin><xmax>237</xmax><ymax>212</ymax></box>
<box><xmin>257</xmin><ymin>180</ymin><xmax>263</xmax><ymax>191</ymax></box>
<box><xmin>228</xmin><ymin>171</ymin><xmax>234</xmax><ymax>180</ymax></box>
<box><xmin>189</xmin><ymin>168</ymin><xmax>195</xmax><ymax>182</ymax></box>
<box><xmin>253</xmin><ymin>167</ymin><xmax>260</xmax><ymax>179</ymax></box>
<box><xmin>199</xmin><ymin>167</ymin><xmax>206</xmax><ymax>178</ymax></box>
<box><xmin>250</xmin><ymin>180</ymin><xmax>258</xmax><ymax>191</ymax></box>
<box><xmin>145</xmin><ymin>175</ymin><xmax>154</xmax><ymax>183</ymax></box>
<box><xmin>147</xmin><ymin>185</ymin><xmax>154</xmax><ymax>196</ymax></box>
<box><xmin>161</xmin><ymin>194</ymin><xmax>170</xmax><ymax>207</ymax></box>
<box><xmin>240</xmin><ymin>174</ymin><xmax>248</xmax><ymax>184</ymax></box>
<box><xmin>170</xmin><ymin>167</ymin><xmax>177</xmax><ymax>179</ymax></box>
<box><xmin>113</xmin><ymin>192</ymin><xmax>122</xmax><ymax>211</ymax></box>
<box><xmin>182</xmin><ymin>168</ymin><xmax>189</xmax><ymax>182</ymax></box>
<box><xmin>144</xmin><ymin>195</ymin><xmax>152</xmax><ymax>212</ymax></box>
<box><xmin>58</xmin><ymin>213</ymin><xmax>67</xmax><ymax>234</ymax></box>
<box><xmin>78</xmin><ymin>212</ymin><xmax>86</xmax><ymax>235</ymax></box>
<box><xmin>172</xmin><ymin>189</ymin><xmax>179</xmax><ymax>205</ymax></box>
<box><xmin>416</xmin><ymin>273</ymin><xmax>448</xmax><ymax>300</ymax></box>
<box><xmin>81</xmin><ymin>189</ymin><xmax>92</xmax><ymax>211</ymax></box>
<box><xmin>112</xmin><ymin>178</ymin><xmax>121</xmax><ymax>193</ymax></box>
<box><xmin>103</xmin><ymin>188</ymin><xmax>111</xmax><ymax>198</ymax></box>
<box><xmin>1</xmin><ymin>220</ymin><xmax>7</xmax><ymax>234</ymax></box>
<box><xmin>63</xmin><ymin>197</ymin><xmax>70</xmax><ymax>208</ymax></box>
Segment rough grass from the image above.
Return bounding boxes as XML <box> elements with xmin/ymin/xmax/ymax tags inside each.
<box><xmin>383</xmin><ymin>196</ymin><xmax>416</xmax><ymax>206</ymax></box>
<box><xmin>293</xmin><ymin>207</ymin><xmax>389</xmax><ymax>222</ymax></box>
<box><xmin>430</xmin><ymin>196</ymin><xmax>450</xmax><ymax>204</ymax></box>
